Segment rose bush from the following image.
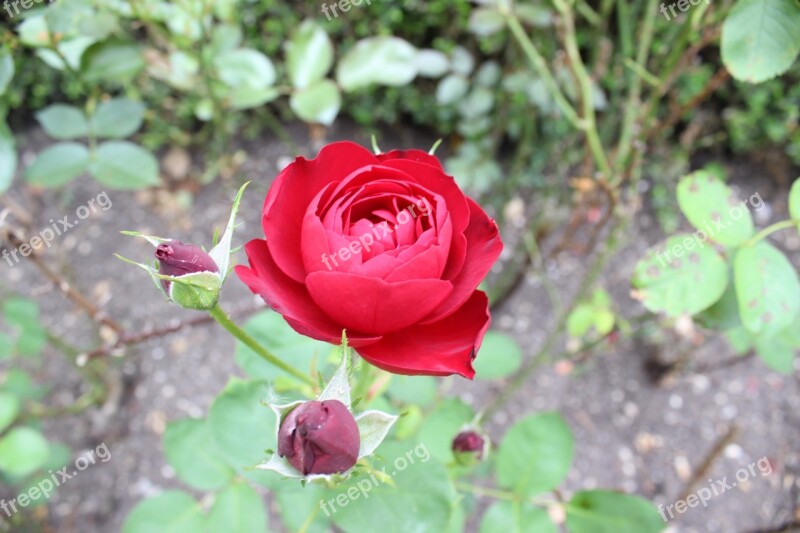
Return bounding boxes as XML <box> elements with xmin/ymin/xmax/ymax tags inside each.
<box><xmin>236</xmin><ymin>141</ymin><xmax>503</xmax><ymax>377</ymax></box>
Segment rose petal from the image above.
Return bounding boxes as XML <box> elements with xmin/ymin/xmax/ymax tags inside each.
<box><xmin>356</xmin><ymin>291</ymin><xmax>491</xmax><ymax>378</ymax></box>
<box><xmin>422</xmin><ymin>197</ymin><xmax>502</xmax><ymax>323</ymax></box>
<box><xmin>306</xmin><ymin>271</ymin><xmax>453</xmax><ymax>335</ymax></box>
<box><xmin>377</xmin><ymin>149</ymin><xmax>445</xmax><ymax>170</ymax></box>
<box><xmin>379</xmin><ymin>159</ymin><xmax>470</xmax><ymax>234</ymax></box>
<box><xmin>235</xmin><ymin>239</ymin><xmax>379</xmax><ymax>346</ymax></box>
<box><xmin>263</xmin><ymin>142</ymin><xmax>378</xmax><ymax>282</ymax></box>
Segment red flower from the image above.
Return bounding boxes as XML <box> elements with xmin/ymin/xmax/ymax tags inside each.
<box><xmin>278</xmin><ymin>400</ymin><xmax>360</xmax><ymax>476</ymax></box>
<box><xmin>236</xmin><ymin>142</ymin><xmax>503</xmax><ymax>378</ymax></box>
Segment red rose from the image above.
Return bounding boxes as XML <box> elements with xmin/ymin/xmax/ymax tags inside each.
<box><xmin>235</xmin><ymin>142</ymin><xmax>502</xmax><ymax>378</ymax></box>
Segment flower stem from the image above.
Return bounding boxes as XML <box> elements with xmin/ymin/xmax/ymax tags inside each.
<box><xmin>455</xmin><ymin>482</ymin><xmax>519</xmax><ymax>502</ymax></box>
<box><xmin>208</xmin><ymin>304</ymin><xmax>314</xmax><ymax>386</ymax></box>
<box><xmin>744</xmin><ymin>220</ymin><xmax>800</xmax><ymax>248</ymax></box>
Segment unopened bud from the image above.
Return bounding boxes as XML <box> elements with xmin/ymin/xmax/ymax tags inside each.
<box><xmin>278</xmin><ymin>400</ymin><xmax>360</xmax><ymax>476</ymax></box>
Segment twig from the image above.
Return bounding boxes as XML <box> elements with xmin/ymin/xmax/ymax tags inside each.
<box><xmin>82</xmin><ymin>304</ymin><xmax>261</xmax><ymax>360</ymax></box>
<box><xmin>2</xmin><ymin>228</ymin><xmax>125</xmax><ymax>338</ymax></box>
<box><xmin>648</xmin><ymin>68</ymin><xmax>731</xmax><ymax>139</ymax></box>
<box><xmin>677</xmin><ymin>425</ymin><xmax>739</xmax><ymax>503</ymax></box>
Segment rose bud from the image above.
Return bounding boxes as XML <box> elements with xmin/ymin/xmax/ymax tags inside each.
<box><xmin>278</xmin><ymin>400</ymin><xmax>360</xmax><ymax>476</ymax></box>
<box><xmin>154</xmin><ymin>240</ymin><xmax>222</xmax><ymax>310</ymax></box>
<box><xmin>452</xmin><ymin>430</ymin><xmax>488</xmax><ymax>465</ymax></box>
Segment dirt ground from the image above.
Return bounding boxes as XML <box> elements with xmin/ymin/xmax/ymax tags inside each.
<box><xmin>1</xmin><ymin>122</ymin><xmax>799</xmax><ymax>533</ymax></box>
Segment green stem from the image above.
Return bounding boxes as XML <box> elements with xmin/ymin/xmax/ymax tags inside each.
<box><xmin>455</xmin><ymin>482</ymin><xmax>520</xmax><ymax>502</ymax></box>
<box><xmin>614</xmin><ymin>0</ymin><xmax>659</xmax><ymax>178</ymax></box>
<box><xmin>552</xmin><ymin>0</ymin><xmax>612</xmax><ymax>177</ymax></box>
<box><xmin>503</xmin><ymin>9</ymin><xmax>581</xmax><ymax>128</ymax></box>
<box><xmin>485</xmin><ymin>215</ymin><xmax>627</xmax><ymax>417</ymax></box>
<box><xmin>208</xmin><ymin>304</ymin><xmax>314</xmax><ymax>386</ymax></box>
<box><xmin>744</xmin><ymin>220</ymin><xmax>800</xmax><ymax>247</ymax></box>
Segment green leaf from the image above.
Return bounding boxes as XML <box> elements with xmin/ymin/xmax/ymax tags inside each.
<box><xmin>0</xmin><ymin>302</ymin><xmax>19</xmax><ymax>323</ymax></box>
<box><xmin>290</xmin><ymin>79</ymin><xmax>341</xmax><ymax>126</ymax></box>
<box><xmin>474</xmin><ymin>331</ymin><xmax>523</xmax><ymax>380</ymax></box>
<box><xmin>35</xmin><ymin>104</ymin><xmax>89</xmax><ymax>140</ymax></box>
<box><xmin>208</xmin><ymin>379</ymin><xmax>276</xmax><ymax>476</ymax></box>
<box><xmin>437</xmin><ymin>74</ymin><xmax>470</xmax><ymax>105</ymax></box>
<box><xmin>480</xmin><ymin>501</ymin><xmax>556</xmax><ymax>533</ymax></box>
<box><xmin>18</xmin><ymin>16</ymin><xmax>51</xmax><ymax>47</ymax></box>
<box><xmin>418</xmin><ymin>399</ymin><xmax>474</xmax><ymax>463</ymax></box>
<box><xmin>0</xmin><ymin>393</ymin><xmax>20</xmax><ymax>433</ymax></box>
<box><xmin>0</xmin><ymin>370</ymin><xmax>46</xmax><ymax>401</ymax></box>
<box><xmin>387</xmin><ymin>375</ymin><xmax>438</xmax><ymax>407</ymax></box>
<box><xmin>276</xmin><ymin>484</ymin><xmax>331</xmax><ymax>533</ymax></box>
<box><xmin>0</xmin><ymin>119</ymin><xmax>16</xmax><ymax>193</ymax></box>
<box><xmin>25</xmin><ymin>143</ymin><xmax>89</xmax><ymax>187</ymax></box>
<box><xmin>632</xmin><ymin>234</ymin><xmax>729</xmax><ymax>316</ymax></box>
<box><xmin>327</xmin><ymin>441</ymin><xmax>457</xmax><ymax>533</ymax></box>
<box><xmin>566</xmin><ymin>490</ymin><xmax>664</xmax><ymax>533</ymax></box>
<box><xmin>122</xmin><ymin>491</ymin><xmax>204</xmax><ymax>533</ymax></box>
<box><xmin>337</xmin><ymin>37</ymin><xmax>418</xmax><ymax>91</ymax></box>
<box><xmin>90</xmin><ymin>141</ymin><xmax>159</xmax><ymax>189</ymax></box>
<box><xmin>163</xmin><ymin>418</ymin><xmax>234</xmax><ymax>491</ymax></box>
<box><xmin>721</xmin><ymin>0</ymin><xmax>800</xmax><ymax>83</ymax></box>
<box><xmin>790</xmin><ymin>178</ymin><xmax>800</xmax><ymax>236</ymax></box>
<box><xmin>469</xmin><ymin>7</ymin><xmax>506</xmax><ymax>36</ymax></box>
<box><xmin>495</xmin><ymin>412</ymin><xmax>573</xmax><ymax>497</ymax></box>
<box><xmin>235</xmin><ymin>311</ymin><xmax>332</xmax><ymax>383</ymax></box>
<box><xmin>415</xmin><ymin>49</ymin><xmax>450</xmax><ymax>78</ymax></box>
<box><xmin>81</xmin><ymin>42</ymin><xmax>145</xmax><ymax>83</ymax></box>
<box><xmin>676</xmin><ymin>170</ymin><xmax>754</xmax><ymax>246</ymax></box>
<box><xmin>754</xmin><ymin>322</ymin><xmax>799</xmax><ymax>373</ymax></box>
<box><xmin>0</xmin><ymin>47</ymin><xmax>14</xmax><ymax>96</ymax></box>
<box><xmin>226</xmin><ymin>86</ymin><xmax>281</xmax><ymax>110</ymax></box>
<box><xmin>0</xmin><ymin>334</ymin><xmax>13</xmax><ymax>359</ymax></box>
<box><xmin>77</xmin><ymin>12</ymin><xmax>119</xmax><ymax>40</ymax></box>
<box><xmin>286</xmin><ymin>20</ymin><xmax>334</xmax><ymax>89</ymax></box>
<box><xmin>696</xmin><ymin>282</ymin><xmax>741</xmax><ymax>330</ymax></box>
<box><xmin>38</xmin><ymin>37</ymin><xmax>96</xmax><ymax>72</ymax></box>
<box><xmin>458</xmin><ymin>86</ymin><xmax>495</xmax><ymax>119</ymax></box>
<box><xmin>214</xmin><ymin>48</ymin><xmax>276</xmax><ymax>88</ymax></box>
<box><xmin>208</xmin><ymin>483</ymin><xmax>268</xmax><ymax>533</ymax></box>
<box><xmin>0</xmin><ymin>427</ymin><xmax>50</xmax><ymax>477</ymax></box>
<box><xmin>735</xmin><ymin>242</ymin><xmax>800</xmax><ymax>336</ymax></box>
<box><xmin>567</xmin><ymin>305</ymin><xmax>596</xmax><ymax>338</ymax></box>
<box><xmin>91</xmin><ymin>98</ymin><xmax>146</xmax><ymax>138</ymax></box>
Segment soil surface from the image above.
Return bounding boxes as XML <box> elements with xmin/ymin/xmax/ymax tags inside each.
<box><xmin>1</xmin><ymin>122</ymin><xmax>798</xmax><ymax>533</ymax></box>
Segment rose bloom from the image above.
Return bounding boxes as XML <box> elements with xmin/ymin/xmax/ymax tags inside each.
<box><xmin>236</xmin><ymin>142</ymin><xmax>502</xmax><ymax>378</ymax></box>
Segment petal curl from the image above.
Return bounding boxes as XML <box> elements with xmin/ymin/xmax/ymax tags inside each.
<box><xmin>356</xmin><ymin>291</ymin><xmax>491</xmax><ymax>378</ymax></box>
<box><xmin>263</xmin><ymin>142</ymin><xmax>378</xmax><ymax>282</ymax></box>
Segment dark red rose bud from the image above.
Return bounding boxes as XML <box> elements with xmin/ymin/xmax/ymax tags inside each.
<box><xmin>278</xmin><ymin>400</ymin><xmax>360</xmax><ymax>476</ymax></box>
<box><xmin>452</xmin><ymin>431</ymin><xmax>485</xmax><ymax>456</ymax></box>
<box><xmin>452</xmin><ymin>430</ymin><xmax>488</xmax><ymax>465</ymax></box>
<box><xmin>155</xmin><ymin>240</ymin><xmax>219</xmax><ymax>293</ymax></box>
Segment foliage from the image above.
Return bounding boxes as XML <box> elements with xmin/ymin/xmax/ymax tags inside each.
<box><xmin>634</xmin><ymin>174</ymin><xmax>800</xmax><ymax>372</ymax></box>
